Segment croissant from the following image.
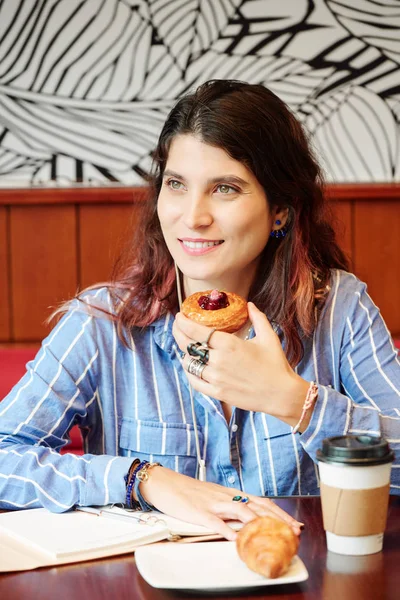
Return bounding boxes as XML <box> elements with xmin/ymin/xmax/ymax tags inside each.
<box><xmin>236</xmin><ymin>516</ymin><xmax>299</xmax><ymax>579</ymax></box>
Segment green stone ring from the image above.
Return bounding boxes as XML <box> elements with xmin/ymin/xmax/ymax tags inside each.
<box><xmin>232</xmin><ymin>495</ymin><xmax>249</xmax><ymax>504</ymax></box>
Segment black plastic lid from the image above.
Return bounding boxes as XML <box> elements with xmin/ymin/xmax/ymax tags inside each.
<box><xmin>316</xmin><ymin>435</ymin><xmax>394</xmax><ymax>466</ymax></box>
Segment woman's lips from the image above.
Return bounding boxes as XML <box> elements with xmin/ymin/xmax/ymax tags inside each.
<box><xmin>179</xmin><ymin>239</ymin><xmax>224</xmax><ymax>256</ymax></box>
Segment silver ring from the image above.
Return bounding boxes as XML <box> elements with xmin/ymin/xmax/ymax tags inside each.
<box><xmin>202</xmin><ymin>328</ymin><xmax>216</xmax><ymax>349</ymax></box>
<box><xmin>187</xmin><ymin>357</ymin><xmax>207</xmax><ymax>379</ymax></box>
<box><xmin>187</xmin><ymin>343</ymin><xmax>209</xmax><ymax>364</ymax></box>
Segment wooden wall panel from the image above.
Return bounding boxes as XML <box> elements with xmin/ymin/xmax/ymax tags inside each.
<box><xmin>0</xmin><ymin>185</ymin><xmax>398</xmax><ymax>343</ymax></box>
<box><xmin>0</xmin><ymin>207</ymin><xmax>10</xmax><ymax>341</ymax></box>
<box><xmin>10</xmin><ymin>205</ymin><xmax>78</xmax><ymax>341</ymax></box>
<box><xmin>330</xmin><ymin>200</ymin><xmax>353</xmax><ymax>265</ymax></box>
<box><xmin>79</xmin><ymin>204</ymin><xmax>140</xmax><ymax>289</ymax></box>
<box><xmin>353</xmin><ymin>201</ymin><xmax>400</xmax><ymax>336</ymax></box>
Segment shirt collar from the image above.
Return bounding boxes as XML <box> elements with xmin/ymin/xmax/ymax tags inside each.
<box><xmin>150</xmin><ymin>312</ymin><xmax>177</xmax><ymax>356</ymax></box>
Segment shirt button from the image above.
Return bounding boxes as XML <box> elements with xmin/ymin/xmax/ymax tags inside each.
<box><xmin>231</xmin><ymin>424</ymin><xmax>238</xmax><ymax>432</ymax></box>
<box><xmin>228</xmin><ymin>475</ymin><xmax>235</xmax><ymax>484</ymax></box>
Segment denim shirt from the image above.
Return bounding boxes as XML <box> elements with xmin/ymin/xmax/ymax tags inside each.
<box><xmin>0</xmin><ymin>270</ymin><xmax>399</xmax><ymax>511</ymax></box>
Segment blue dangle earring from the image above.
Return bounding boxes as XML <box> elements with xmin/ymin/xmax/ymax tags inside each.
<box><xmin>270</xmin><ymin>219</ymin><xmax>287</xmax><ymax>239</ymax></box>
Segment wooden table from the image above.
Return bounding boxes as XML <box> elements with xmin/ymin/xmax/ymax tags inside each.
<box><xmin>1</xmin><ymin>496</ymin><xmax>399</xmax><ymax>600</ymax></box>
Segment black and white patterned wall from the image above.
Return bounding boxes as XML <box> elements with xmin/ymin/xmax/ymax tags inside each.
<box><xmin>0</xmin><ymin>0</ymin><xmax>399</xmax><ymax>186</ymax></box>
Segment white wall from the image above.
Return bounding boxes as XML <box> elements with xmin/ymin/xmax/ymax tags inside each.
<box><xmin>0</xmin><ymin>0</ymin><xmax>398</xmax><ymax>186</ymax></box>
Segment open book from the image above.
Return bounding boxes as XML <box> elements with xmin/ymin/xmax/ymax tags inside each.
<box><xmin>0</xmin><ymin>506</ymin><xmax>242</xmax><ymax>572</ymax></box>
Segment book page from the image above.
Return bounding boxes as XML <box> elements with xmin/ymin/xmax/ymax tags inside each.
<box><xmin>0</xmin><ymin>531</ymin><xmax>54</xmax><ymax>572</ymax></box>
<box><xmin>0</xmin><ymin>508</ymin><xmax>168</xmax><ymax>560</ymax></box>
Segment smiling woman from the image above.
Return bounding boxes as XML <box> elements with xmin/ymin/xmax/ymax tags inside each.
<box><xmin>0</xmin><ymin>80</ymin><xmax>399</xmax><ymax>541</ymax></box>
<box><xmin>157</xmin><ymin>135</ymin><xmax>283</xmax><ymax>300</ymax></box>
<box><xmin>114</xmin><ymin>79</ymin><xmax>349</xmax><ymax>366</ymax></box>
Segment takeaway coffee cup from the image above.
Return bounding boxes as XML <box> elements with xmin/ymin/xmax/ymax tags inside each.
<box><xmin>317</xmin><ymin>435</ymin><xmax>394</xmax><ymax>556</ymax></box>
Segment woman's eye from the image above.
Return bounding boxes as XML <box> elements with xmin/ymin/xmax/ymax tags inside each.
<box><xmin>216</xmin><ymin>184</ymin><xmax>236</xmax><ymax>194</ymax></box>
<box><xmin>168</xmin><ymin>179</ymin><xmax>184</xmax><ymax>190</ymax></box>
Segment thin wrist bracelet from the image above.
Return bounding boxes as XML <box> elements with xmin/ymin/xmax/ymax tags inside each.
<box><xmin>136</xmin><ymin>461</ymin><xmax>162</xmax><ymax>483</ymax></box>
<box><xmin>292</xmin><ymin>381</ymin><xmax>319</xmax><ymax>434</ymax></box>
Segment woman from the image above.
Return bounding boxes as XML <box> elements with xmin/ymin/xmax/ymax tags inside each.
<box><xmin>0</xmin><ymin>80</ymin><xmax>399</xmax><ymax>540</ymax></box>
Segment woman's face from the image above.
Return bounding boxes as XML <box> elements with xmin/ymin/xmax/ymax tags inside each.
<box><xmin>157</xmin><ymin>134</ymin><xmax>285</xmax><ymax>298</ymax></box>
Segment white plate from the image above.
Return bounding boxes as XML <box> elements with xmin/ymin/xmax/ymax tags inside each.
<box><xmin>135</xmin><ymin>541</ymin><xmax>309</xmax><ymax>591</ymax></box>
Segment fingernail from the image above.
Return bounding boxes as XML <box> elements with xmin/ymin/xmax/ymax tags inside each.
<box><xmin>299</xmin><ymin>524</ymin><xmax>305</xmax><ymax>531</ymax></box>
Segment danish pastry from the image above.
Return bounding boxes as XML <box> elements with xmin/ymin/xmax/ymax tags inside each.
<box><xmin>181</xmin><ymin>289</ymin><xmax>248</xmax><ymax>333</ymax></box>
<box><xmin>236</xmin><ymin>516</ymin><xmax>299</xmax><ymax>579</ymax></box>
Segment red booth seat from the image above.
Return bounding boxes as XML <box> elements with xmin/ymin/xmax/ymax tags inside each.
<box><xmin>0</xmin><ymin>348</ymin><xmax>83</xmax><ymax>455</ymax></box>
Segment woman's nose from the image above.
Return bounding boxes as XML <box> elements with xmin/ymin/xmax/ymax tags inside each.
<box><xmin>183</xmin><ymin>194</ymin><xmax>213</xmax><ymax>229</ymax></box>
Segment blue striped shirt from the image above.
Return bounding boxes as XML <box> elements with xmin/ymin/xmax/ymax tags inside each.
<box><xmin>0</xmin><ymin>270</ymin><xmax>399</xmax><ymax>511</ymax></box>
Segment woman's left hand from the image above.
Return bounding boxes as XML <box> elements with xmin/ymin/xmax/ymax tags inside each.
<box><xmin>173</xmin><ymin>302</ymin><xmax>309</xmax><ymax>426</ymax></box>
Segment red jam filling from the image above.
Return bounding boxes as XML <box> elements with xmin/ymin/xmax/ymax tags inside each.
<box><xmin>198</xmin><ymin>290</ymin><xmax>229</xmax><ymax>311</ymax></box>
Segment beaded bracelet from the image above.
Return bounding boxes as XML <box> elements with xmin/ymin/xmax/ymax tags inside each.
<box><xmin>125</xmin><ymin>459</ymin><xmax>147</xmax><ymax>509</ymax></box>
<box><xmin>292</xmin><ymin>381</ymin><xmax>319</xmax><ymax>434</ymax></box>
<box><xmin>126</xmin><ymin>458</ymin><xmax>140</xmax><ymax>481</ymax></box>
<box><xmin>124</xmin><ymin>457</ymin><xmax>140</xmax><ymax>498</ymax></box>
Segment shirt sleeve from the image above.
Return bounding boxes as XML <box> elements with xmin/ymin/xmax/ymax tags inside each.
<box><xmin>0</xmin><ymin>297</ymin><xmax>133</xmax><ymax>512</ymax></box>
<box><xmin>299</xmin><ymin>278</ymin><xmax>400</xmax><ymax>493</ymax></box>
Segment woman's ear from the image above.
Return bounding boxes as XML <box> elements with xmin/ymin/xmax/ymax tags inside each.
<box><xmin>273</xmin><ymin>206</ymin><xmax>289</xmax><ymax>227</ymax></box>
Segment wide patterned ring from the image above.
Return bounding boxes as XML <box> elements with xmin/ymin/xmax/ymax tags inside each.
<box><xmin>187</xmin><ymin>357</ymin><xmax>207</xmax><ymax>379</ymax></box>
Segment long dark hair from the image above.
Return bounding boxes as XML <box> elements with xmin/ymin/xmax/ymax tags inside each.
<box><xmin>111</xmin><ymin>79</ymin><xmax>349</xmax><ymax>366</ymax></box>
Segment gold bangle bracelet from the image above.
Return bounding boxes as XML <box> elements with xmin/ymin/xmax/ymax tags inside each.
<box><xmin>136</xmin><ymin>461</ymin><xmax>162</xmax><ymax>483</ymax></box>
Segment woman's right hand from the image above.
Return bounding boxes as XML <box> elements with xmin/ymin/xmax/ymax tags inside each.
<box><xmin>138</xmin><ymin>466</ymin><xmax>303</xmax><ymax>540</ymax></box>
